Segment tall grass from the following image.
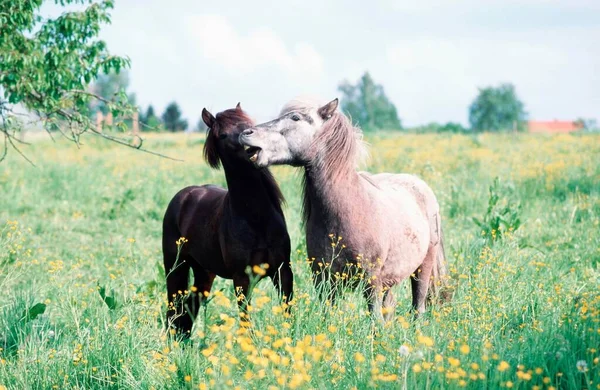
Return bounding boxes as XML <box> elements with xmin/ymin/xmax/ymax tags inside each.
<box><xmin>0</xmin><ymin>132</ymin><xmax>598</xmax><ymax>389</ymax></box>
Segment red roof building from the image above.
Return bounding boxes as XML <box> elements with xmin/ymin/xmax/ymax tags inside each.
<box><xmin>528</xmin><ymin>120</ymin><xmax>583</xmax><ymax>133</ymax></box>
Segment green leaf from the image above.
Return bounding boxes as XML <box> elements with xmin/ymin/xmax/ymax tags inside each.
<box><xmin>98</xmin><ymin>284</ymin><xmax>118</xmax><ymax>310</ymax></box>
<box><xmin>22</xmin><ymin>302</ymin><xmax>46</xmax><ymax>323</ymax></box>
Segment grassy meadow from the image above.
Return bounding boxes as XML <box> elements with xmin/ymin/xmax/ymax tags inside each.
<box><xmin>0</xmin><ymin>131</ymin><xmax>599</xmax><ymax>389</ymax></box>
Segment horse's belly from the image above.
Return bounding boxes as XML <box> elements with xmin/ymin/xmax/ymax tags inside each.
<box><xmin>378</xmin><ymin>198</ymin><xmax>430</xmax><ymax>285</ymax></box>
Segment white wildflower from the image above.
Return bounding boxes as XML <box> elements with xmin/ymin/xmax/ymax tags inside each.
<box><xmin>576</xmin><ymin>360</ymin><xmax>588</xmax><ymax>373</ymax></box>
<box><xmin>398</xmin><ymin>345</ymin><xmax>410</xmax><ymax>357</ymax></box>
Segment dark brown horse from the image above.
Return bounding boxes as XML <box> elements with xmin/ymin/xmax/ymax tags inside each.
<box><xmin>162</xmin><ymin>104</ymin><xmax>293</xmax><ymax>337</ymax></box>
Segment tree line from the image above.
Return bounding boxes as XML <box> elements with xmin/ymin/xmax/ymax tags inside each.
<box><xmin>338</xmin><ymin>72</ymin><xmax>530</xmax><ymax>133</ymax></box>
<box><xmin>1</xmin><ymin>0</ymin><xmax>596</xmax><ymax>165</ymax></box>
<box><xmin>90</xmin><ymin>69</ymin><xmax>536</xmax><ymax>134</ymax></box>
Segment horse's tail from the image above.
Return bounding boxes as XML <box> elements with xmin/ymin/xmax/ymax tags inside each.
<box><xmin>428</xmin><ymin>220</ymin><xmax>453</xmax><ymax>304</ymax></box>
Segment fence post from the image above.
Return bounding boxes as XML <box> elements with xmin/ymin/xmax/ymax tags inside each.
<box><xmin>132</xmin><ymin>111</ymin><xmax>139</xmax><ymax>136</ymax></box>
<box><xmin>132</xmin><ymin>111</ymin><xmax>141</xmax><ymax>147</ymax></box>
<box><xmin>105</xmin><ymin>112</ymin><xmax>113</xmax><ymax>127</ymax></box>
<box><xmin>96</xmin><ymin>111</ymin><xmax>103</xmax><ymax>133</ymax></box>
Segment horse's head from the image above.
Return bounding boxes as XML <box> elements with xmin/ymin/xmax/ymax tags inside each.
<box><xmin>202</xmin><ymin>103</ymin><xmax>255</xmax><ymax>168</ymax></box>
<box><xmin>238</xmin><ymin>97</ymin><xmax>339</xmax><ymax>168</ymax></box>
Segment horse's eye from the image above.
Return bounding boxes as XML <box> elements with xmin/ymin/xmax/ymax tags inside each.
<box><xmin>218</xmin><ymin>134</ymin><xmax>227</xmax><ymax>140</ymax></box>
<box><xmin>290</xmin><ymin>114</ymin><xmax>301</xmax><ymax>122</ymax></box>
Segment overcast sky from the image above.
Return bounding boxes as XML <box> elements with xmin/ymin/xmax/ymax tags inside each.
<box><xmin>47</xmin><ymin>0</ymin><xmax>600</xmax><ymax>127</ymax></box>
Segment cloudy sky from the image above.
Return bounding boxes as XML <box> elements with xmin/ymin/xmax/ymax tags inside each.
<box><xmin>48</xmin><ymin>0</ymin><xmax>600</xmax><ymax>127</ymax></box>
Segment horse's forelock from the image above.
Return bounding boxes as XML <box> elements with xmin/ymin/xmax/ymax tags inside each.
<box><xmin>215</xmin><ymin>109</ymin><xmax>254</xmax><ymax>132</ymax></box>
<box><xmin>279</xmin><ymin>96</ymin><xmax>326</xmax><ymax>116</ymax></box>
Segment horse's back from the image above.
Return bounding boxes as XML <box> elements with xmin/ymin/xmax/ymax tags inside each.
<box><xmin>361</xmin><ymin>172</ymin><xmax>438</xmax><ymax>211</ymax></box>
<box><xmin>162</xmin><ymin>185</ymin><xmax>226</xmax><ymax>256</ymax></box>
<box><xmin>361</xmin><ymin>172</ymin><xmax>441</xmax><ymax>246</ymax></box>
<box><xmin>164</xmin><ymin>184</ymin><xmax>226</xmax><ymax>223</ymax></box>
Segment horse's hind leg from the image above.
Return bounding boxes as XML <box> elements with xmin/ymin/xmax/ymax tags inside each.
<box><xmin>364</xmin><ymin>283</ymin><xmax>385</xmax><ymax>323</ymax></box>
<box><xmin>233</xmin><ymin>273</ymin><xmax>251</xmax><ymax>325</ymax></box>
<box><xmin>189</xmin><ymin>265</ymin><xmax>216</xmax><ymax>327</ymax></box>
<box><xmin>410</xmin><ymin>245</ymin><xmax>436</xmax><ymax>316</ymax></box>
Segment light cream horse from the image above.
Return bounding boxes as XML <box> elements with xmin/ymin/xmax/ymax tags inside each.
<box><xmin>239</xmin><ymin>97</ymin><xmax>449</xmax><ymax>319</ymax></box>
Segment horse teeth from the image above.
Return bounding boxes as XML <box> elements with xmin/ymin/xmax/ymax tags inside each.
<box><xmin>249</xmin><ymin>153</ymin><xmax>258</xmax><ymax>162</ymax></box>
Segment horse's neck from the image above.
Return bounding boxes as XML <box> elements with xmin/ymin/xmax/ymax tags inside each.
<box><xmin>222</xmin><ymin>159</ymin><xmax>276</xmax><ymax>216</ymax></box>
<box><xmin>304</xmin><ymin>163</ymin><xmax>367</xmax><ymax>229</ymax></box>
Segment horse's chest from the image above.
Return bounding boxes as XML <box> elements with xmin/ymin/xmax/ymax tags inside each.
<box><xmin>307</xmin><ymin>222</ymin><xmax>383</xmax><ymax>268</ymax></box>
<box><xmin>220</xmin><ymin>217</ymin><xmax>289</xmax><ymax>260</ymax></box>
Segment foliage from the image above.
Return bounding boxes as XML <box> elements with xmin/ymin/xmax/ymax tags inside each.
<box><xmin>411</xmin><ymin>122</ymin><xmax>469</xmax><ymax>134</ymax></box>
<box><xmin>88</xmin><ymin>70</ymin><xmax>130</xmax><ymax>114</ymax></box>
<box><xmin>0</xmin><ymin>0</ymin><xmax>140</xmax><ymax>162</ymax></box>
<box><xmin>338</xmin><ymin>72</ymin><xmax>402</xmax><ymax>131</ymax></box>
<box><xmin>468</xmin><ymin>83</ymin><xmax>527</xmax><ymax>132</ymax></box>
<box><xmin>0</xmin><ymin>132</ymin><xmax>598</xmax><ymax>388</ymax></box>
<box><xmin>141</xmin><ymin>105</ymin><xmax>163</xmax><ymax>130</ymax></box>
<box><xmin>575</xmin><ymin>117</ymin><xmax>599</xmax><ymax>132</ymax></box>
<box><xmin>472</xmin><ymin>177</ymin><xmax>521</xmax><ymax>243</ymax></box>
<box><xmin>98</xmin><ymin>283</ymin><xmax>118</xmax><ymax>310</ymax></box>
<box><xmin>0</xmin><ymin>294</ymin><xmax>48</xmax><ymax>357</ymax></box>
<box><xmin>161</xmin><ymin>102</ymin><xmax>187</xmax><ymax>132</ymax></box>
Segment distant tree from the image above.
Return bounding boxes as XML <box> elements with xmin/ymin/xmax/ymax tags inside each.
<box><xmin>337</xmin><ymin>72</ymin><xmax>402</xmax><ymax>131</ymax></box>
<box><xmin>161</xmin><ymin>102</ymin><xmax>187</xmax><ymax>132</ymax></box>
<box><xmin>440</xmin><ymin>122</ymin><xmax>468</xmax><ymax>133</ymax></box>
<box><xmin>575</xmin><ymin>118</ymin><xmax>598</xmax><ymax>132</ymax></box>
<box><xmin>411</xmin><ymin>122</ymin><xmax>468</xmax><ymax>134</ymax></box>
<box><xmin>141</xmin><ymin>105</ymin><xmax>162</xmax><ymax>130</ymax></box>
<box><xmin>468</xmin><ymin>83</ymin><xmax>527</xmax><ymax>132</ymax></box>
<box><xmin>141</xmin><ymin>105</ymin><xmax>154</xmax><ymax>123</ymax></box>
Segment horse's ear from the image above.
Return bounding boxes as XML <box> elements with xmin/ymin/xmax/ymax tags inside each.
<box><xmin>318</xmin><ymin>98</ymin><xmax>338</xmax><ymax>120</ymax></box>
<box><xmin>202</xmin><ymin>108</ymin><xmax>220</xmax><ymax>169</ymax></box>
<box><xmin>236</xmin><ymin>102</ymin><xmax>242</xmax><ymax>111</ymax></box>
<box><xmin>202</xmin><ymin>108</ymin><xmax>216</xmax><ymax>128</ymax></box>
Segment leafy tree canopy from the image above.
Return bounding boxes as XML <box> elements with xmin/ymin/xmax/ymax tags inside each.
<box><xmin>337</xmin><ymin>72</ymin><xmax>402</xmax><ymax>131</ymax></box>
<box><xmin>0</xmin><ymin>0</ymin><xmax>156</xmax><ymax>162</ymax></box>
<box><xmin>468</xmin><ymin>83</ymin><xmax>527</xmax><ymax>132</ymax></box>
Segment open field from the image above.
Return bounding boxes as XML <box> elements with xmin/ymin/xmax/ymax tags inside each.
<box><xmin>0</xmin><ymin>131</ymin><xmax>599</xmax><ymax>389</ymax></box>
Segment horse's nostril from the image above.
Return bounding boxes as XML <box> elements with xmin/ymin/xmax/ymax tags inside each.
<box><xmin>242</xmin><ymin>129</ymin><xmax>254</xmax><ymax>136</ymax></box>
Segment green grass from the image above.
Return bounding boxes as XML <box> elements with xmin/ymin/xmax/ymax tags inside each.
<box><xmin>0</xmin><ymin>131</ymin><xmax>599</xmax><ymax>389</ymax></box>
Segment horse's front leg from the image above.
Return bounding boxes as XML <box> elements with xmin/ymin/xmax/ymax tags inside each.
<box><xmin>363</xmin><ymin>282</ymin><xmax>385</xmax><ymax>323</ymax></box>
<box><xmin>232</xmin><ymin>273</ymin><xmax>251</xmax><ymax>326</ymax></box>
<box><xmin>270</xmin><ymin>262</ymin><xmax>294</xmax><ymax>311</ymax></box>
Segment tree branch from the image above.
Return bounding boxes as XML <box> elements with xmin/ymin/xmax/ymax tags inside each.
<box><xmin>65</xmin><ymin>89</ymin><xmax>112</xmax><ymax>104</ymax></box>
<box><xmin>23</xmin><ymin>91</ymin><xmax>184</xmax><ymax>162</ymax></box>
<box><xmin>6</xmin><ymin>132</ymin><xmax>35</xmax><ymax>166</ymax></box>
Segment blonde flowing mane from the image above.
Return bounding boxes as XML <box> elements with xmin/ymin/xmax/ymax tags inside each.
<box><xmin>280</xmin><ymin>97</ymin><xmax>368</xmax><ymax>223</ymax></box>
